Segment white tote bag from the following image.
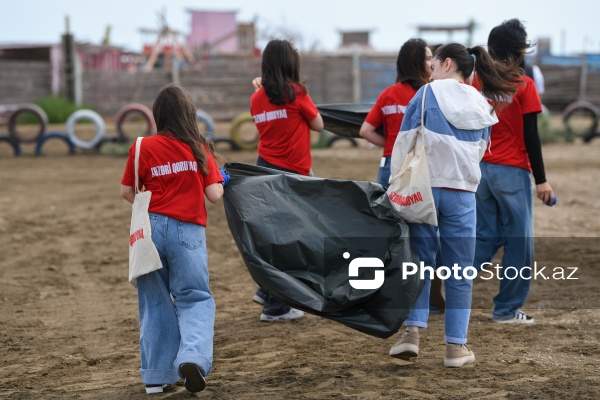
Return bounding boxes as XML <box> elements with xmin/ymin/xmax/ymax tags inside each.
<box><xmin>386</xmin><ymin>84</ymin><xmax>438</xmax><ymax>226</ymax></box>
<box><xmin>128</xmin><ymin>137</ymin><xmax>163</xmax><ymax>287</ymax></box>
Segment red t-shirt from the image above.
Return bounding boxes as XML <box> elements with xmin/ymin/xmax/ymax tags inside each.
<box><xmin>121</xmin><ymin>134</ymin><xmax>223</xmax><ymax>226</ymax></box>
<box><xmin>474</xmin><ymin>75</ymin><xmax>542</xmax><ymax>171</ymax></box>
<box><xmin>364</xmin><ymin>82</ymin><xmax>417</xmax><ymax>157</ymax></box>
<box><xmin>250</xmin><ymin>84</ymin><xmax>319</xmax><ymax>176</ymax></box>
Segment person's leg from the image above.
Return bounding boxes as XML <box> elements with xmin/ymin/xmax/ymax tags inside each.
<box><xmin>166</xmin><ymin>219</ymin><xmax>215</xmax><ymax>382</ymax></box>
<box><xmin>430</xmin><ymin>240</ymin><xmax>445</xmax><ymax>314</ymax></box>
<box><xmin>389</xmin><ymin>189</ymin><xmax>440</xmax><ymax>359</ymax></box>
<box><xmin>438</xmin><ymin>189</ymin><xmax>476</xmax><ymax>367</ymax></box>
<box><xmin>404</xmin><ymin>213</ymin><xmax>440</xmax><ymax>328</ymax></box>
<box><xmin>487</xmin><ymin>165</ymin><xmax>534</xmax><ymax>319</ymax></box>
<box><xmin>254</xmin><ymin>156</ymin><xmax>305</xmax><ymax>321</ymax></box>
<box><xmin>474</xmin><ymin>162</ymin><xmax>504</xmax><ymax>270</ymax></box>
<box><xmin>438</xmin><ymin>189</ymin><xmax>476</xmax><ymax>345</ymax></box>
<box><xmin>376</xmin><ymin>156</ymin><xmax>391</xmax><ymax>187</ymax></box>
<box><xmin>137</xmin><ymin>214</ymin><xmax>180</xmax><ymax>387</ymax></box>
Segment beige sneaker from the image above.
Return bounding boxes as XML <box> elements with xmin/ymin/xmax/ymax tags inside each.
<box><xmin>444</xmin><ymin>344</ymin><xmax>475</xmax><ymax>368</ymax></box>
<box><xmin>389</xmin><ymin>330</ymin><xmax>420</xmax><ymax>359</ymax></box>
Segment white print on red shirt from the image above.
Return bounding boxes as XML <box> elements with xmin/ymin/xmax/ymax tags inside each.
<box><xmin>252</xmin><ymin>109</ymin><xmax>288</xmax><ymax>124</ymax></box>
<box><xmin>151</xmin><ymin>161</ymin><xmax>198</xmax><ymax>177</ymax></box>
<box><xmin>381</xmin><ymin>104</ymin><xmax>407</xmax><ymax>116</ymax></box>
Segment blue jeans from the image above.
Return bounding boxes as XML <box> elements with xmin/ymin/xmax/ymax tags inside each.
<box><xmin>136</xmin><ymin>213</ymin><xmax>215</xmax><ymax>385</ymax></box>
<box><xmin>377</xmin><ymin>156</ymin><xmax>391</xmax><ymax>188</ymax></box>
<box><xmin>404</xmin><ymin>188</ymin><xmax>476</xmax><ymax>344</ymax></box>
<box><xmin>474</xmin><ymin>162</ymin><xmax>534</xmax><ymax>316</ymax></box>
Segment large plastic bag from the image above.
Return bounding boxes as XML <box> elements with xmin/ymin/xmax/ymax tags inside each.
<box><xmin>222</xmin><ymin>162</ymin><xmax>423</xmax><ymax>338</ymax></box>
<box><xmin>316</xmin><ymin>103</ymin><xmax>383</xmax><ymax>138</ymax></box>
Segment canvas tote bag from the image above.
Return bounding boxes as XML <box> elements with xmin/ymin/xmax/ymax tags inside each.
<box><xmin>386</xmin><ymin>84</ymin><xmax>438</xmax><ymax>226</ymax></box>
<box><xmin>128</xmin><ymin>137</ymin><xmax>162</xmax><ymax>287</ymax></box>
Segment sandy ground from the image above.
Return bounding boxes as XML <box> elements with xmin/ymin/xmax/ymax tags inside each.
<box><xmin>1</xmin><ymin>126</ymin><xmax>599</xmax><ymax>399</ymax></box>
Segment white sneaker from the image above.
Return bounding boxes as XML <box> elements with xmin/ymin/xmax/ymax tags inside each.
<box><xmin>389</xmin><ymin>330</ymin><xmax>420</xmax><ymax>359</ymax></box>
<box><xmin>492</xmin><ymin>310</ymin><xmax>534</xmax><ymax>324</ymax></box>
<box><xmin>444</xmin><ymin>344</ymin><xmax>475</xmax><ymax>368</ymax></box>
<box><xmin>260</xmin><ymin>308</ymin><xmax>304</xmax><ymax>322</ymax></box>
<box><xmin>145</xmin><ymin>384</ymin><xmax>173</xmax><ymax>394</ymax></box>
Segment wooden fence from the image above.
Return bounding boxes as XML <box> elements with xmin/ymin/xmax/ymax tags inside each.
<box><xmin>0</xmin><ymin>60</ymin><xmax>52</xmax><ymax>104</ymax></box>
<box><xmin>1</xmin><ymin>54</ymin><xmax>600</xmax><ymax>120</ymax></box>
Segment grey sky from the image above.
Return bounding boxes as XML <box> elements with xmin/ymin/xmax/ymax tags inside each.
<box><xmin>4</xmin><ymin>0</ymin><xmax>600</xmax><ymax>55</ymax></box>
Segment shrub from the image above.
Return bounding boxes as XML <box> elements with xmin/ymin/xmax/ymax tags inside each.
<box><xmin>34</xmin><ymin>96</ymin><xmax>90</xmax><ymax>124</ymax></box>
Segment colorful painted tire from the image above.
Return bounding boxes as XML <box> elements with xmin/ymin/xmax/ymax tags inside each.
<box><xmin>7</xmin><ymin>103</ymin><xmax>48</xmax><ymax>143</ymax></box>
<box><xmin>562</xmin><ymin>100</ymin><xmax>599</xmax><ymax>142</ymax></box>
<box><xmin>66</xmin><ymin>109</ymin><xmax>106</xmax><ymax>149</ymax></box>
<box><xmin>197</xmin><ymin>109</ymin><xmax>216</xmax><ymax>141</ymax></box>
<box><xmin>327</xmin><ymin>135</ymin><xmax>358</xmax><ymax>148</ymax></box>
<box><xmin>34</xmin><ymin>132</ymin><xmax>75</xmax><ymax>156</ymax></box>
<box><xmin>114</xmin><ymin>103</ymin><xmax>156</xmax><ymax>141</ymax></box>
<box><xmin>230</xmin><ymin>112</ymin><xmax>258</xmax><ymax>151</ymax></box>
<box><xmin>93</xmin><ymin>136</ymin><xmax>125</xmax><ymax>153</ymax></box>
<box><xmin>311</xmin><ymin>129</ymin><xmax>329</xmax><ymax>149</ymax></box>
<box><xmin>213</xmin><ymin>136</ymin><xmax>241</xmax><ymax>151</ymax></box>
<box><xmin>0</xmin><ymin>134</ymin><xmax>21</xmax><ymax>156</ymax></box>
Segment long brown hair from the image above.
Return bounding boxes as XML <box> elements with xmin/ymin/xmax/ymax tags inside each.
<box><xmin>152</xmin><ymin>84</ymin><xmax>223</xmax><ymax>174</ymax></box>
<box><xmin>488</xmin><ymin>19</ymin><xmax>532</xmax><ymax>70</ymax></box>
<box><xmin>261</xmin><ymin>39</ymin><xmax>306</xmax><ymax>105</ymax></box>
<box><xmin>396</xmin><ymin>38</ymin><xmax>430</xmax><ymax>90</ymax></box>
<box><xmin>434</xmin><ymin>43</ymin><xmax>523</xmax><ymax>110</ymax></box>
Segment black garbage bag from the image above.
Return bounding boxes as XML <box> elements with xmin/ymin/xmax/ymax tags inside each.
<box><xmin>222</xmin><ymin>162</ymin><xmax>423</xmax><ymax>339</ymax></box>
<box><xmin>316</xmin><ymin>103</ymin><xmax>384</xmax><ymax>138</ymax></box>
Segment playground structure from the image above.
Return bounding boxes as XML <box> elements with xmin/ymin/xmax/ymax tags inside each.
<box><xmin>139</xmin><ymin>11</ymin><xmax>196</xmax><ymax>72</ymax></box>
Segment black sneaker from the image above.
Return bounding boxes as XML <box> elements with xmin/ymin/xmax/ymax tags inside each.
<box><xmin>179</xmin><ymin>363</ymin><xmax>206</xmax><ymax>393</ymax></box>
<box><xmin>252</xmin><ymin>287</ymin><xmax>268</xmax><ymax>305</ymax></box>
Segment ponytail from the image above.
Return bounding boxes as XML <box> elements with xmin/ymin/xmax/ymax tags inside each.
<box><xmin>434</xmin><ymin>43</ymin><xmax>523</xmax><ymax>111</ymax></box>
<box><xmin>468</xmin><ymin>46</ymin><xmax>523</xmax><ymax>110</ymax></box>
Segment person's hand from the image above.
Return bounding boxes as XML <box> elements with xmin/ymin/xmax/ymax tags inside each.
<box><xmin>536</xmin><ymin>182</ymin><xmax>555</xmax><ymax>206</ymax></box>
<box><xmin>252</xmin><ymin>77</ymin><xmax>262</xmax><ymax>91</ymax></box>
<box><xmin>220</xmin><ymin>167</ymin><xmax>231</xmax><ymax>187</ymax></box>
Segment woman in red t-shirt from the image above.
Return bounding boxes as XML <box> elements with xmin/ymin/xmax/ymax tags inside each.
<box><xmin>359</xmin><ymin>39</ymin><xmax>432</xmax><ymax>187</ymax></box>
<box><xmin>249</xmin><ymin>39</ymin><xmax>323</xmax><ymax>320</ymax></box>
<box><xmin>120</xmin><ymin>84</ymin><xmax>226</xmax><ymax>394</ymax></box>
<box><xmin>251</xmin><ymin>39</ymin><xmax>324</xmax><ymax>176</ymax></box>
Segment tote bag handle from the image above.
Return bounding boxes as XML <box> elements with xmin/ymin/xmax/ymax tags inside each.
<box><xmin>408</xmin><ymin>83</ymin><xmax>429</xmax><ymax>156</ymax></box>
<box><xmin>134</xmin><ymin>137</ymin><xmax>143</xmax><ymax>194</ymax></box>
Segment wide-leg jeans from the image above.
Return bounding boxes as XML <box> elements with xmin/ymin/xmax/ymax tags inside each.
<box><xmin>136</xmin><ymin>213</ymin><xmax>215</xmax><ymax>385</ymax></box>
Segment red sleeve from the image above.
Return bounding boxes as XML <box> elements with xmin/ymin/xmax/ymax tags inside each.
<box><xmin>364</xmin><ymin>95</ymin><xmax>383</xmax><ymax>127</ymax></box>
<box><xmin>296</xmin><ymin>92</ymin><xmax>319</xmax><ymax>122</ymax></box>
<box><xmin>518</xmin><ymin>77</ymin><xmax>543</xmax><ymax>115</ymax></box>
<box><xmin>202</xmin><ymin>145</ymin><xmax>224</xmax><ymax>187</ymax></box>
<box><xmin>120</xmin><ymin>143</ymin><xmax>136</xmax><ymax>187</ymax></box>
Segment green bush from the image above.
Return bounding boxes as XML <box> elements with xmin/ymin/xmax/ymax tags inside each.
<box><xmin>538</xmin><ymin>106</ymin><xmax>565</xmax><ymax>144</ymax></box>
<box><xmin>16</xmin><ymin>96</ymin><xmax>95</xmax><ymax>124</ymax></box>
<box><xmin>35</xmin><ymin>96</ymin><xmax>85</xmax><ymax>123</ymax></box>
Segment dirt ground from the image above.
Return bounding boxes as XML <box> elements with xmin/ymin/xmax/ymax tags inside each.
<box><xmin>1</xmin><ymin>124</ymin><xmax>599</xmax><ymax>400</ymax></box>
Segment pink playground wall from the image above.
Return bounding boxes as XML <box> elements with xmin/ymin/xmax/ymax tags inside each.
<box><xmin>187</xmin><ymin>10</ymin><xmax>238</xmax><ymax>54</ymax></box>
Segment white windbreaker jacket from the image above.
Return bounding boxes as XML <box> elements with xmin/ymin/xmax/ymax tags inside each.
<box><xmin>392</xmin><ymin>79</ymin><xmax>497</xmax><ymax>192</ymax></box>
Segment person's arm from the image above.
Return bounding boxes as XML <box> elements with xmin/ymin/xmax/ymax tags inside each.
<box><xmin>205</xmin><ymin>183</ymin><xmax>224</xmax><ymax>204</ymax></box>
<box><xmin>121</xmin><ymin>184</ymin><xmax>135</xmax><ymax>204</ymax></box>
<box><xmin>308</xmin><ymin>113</ymin><xmax>324</xmax><ymax>132</ymax></box>
<box><xmin>252</xmin><ymin>77</ymin><xmax>262</xmax><ymax>91</ymax></box>
<box><xmin>523</xmin><ymin>112</ymin><xmax>555</xmax><ymax>204</ymax></box>
<box><xmin>359</xmin><ymin>121</ymin><xmax>385</xmax><ymax>147</ymax></box>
